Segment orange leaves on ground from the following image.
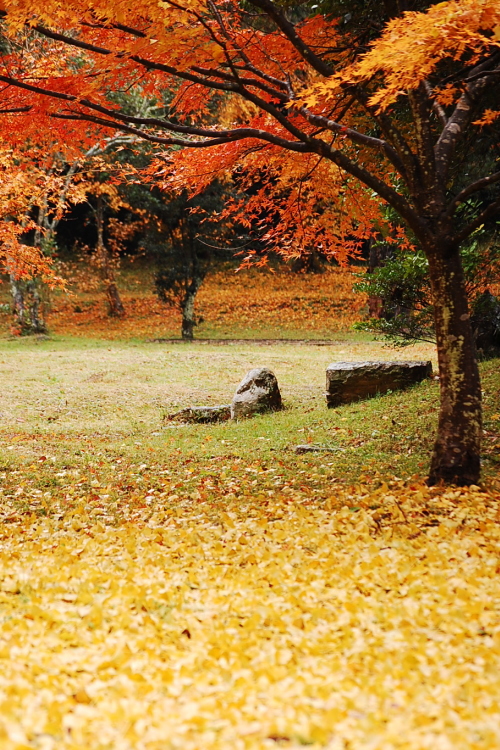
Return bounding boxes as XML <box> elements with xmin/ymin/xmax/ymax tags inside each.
<box><xmin>2</xmin><ymin>266</ymin><xmax>366</xmax><ymax>339</ymax></box>
<box><xmin>196</xmin><ymin>267</ymin><xmax>366</xmax><ymax>336</ymax></box>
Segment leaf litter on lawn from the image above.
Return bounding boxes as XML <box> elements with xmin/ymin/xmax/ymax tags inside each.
<box><xmin>0</xmin><ymin>469</ymin><xmax>500</xmax><ymax>750</ymax></box>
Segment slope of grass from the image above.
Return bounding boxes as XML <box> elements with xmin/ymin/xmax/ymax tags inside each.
<box><xmin>0</xmin><ymin>336</ymin><xmax>498</xmax><ymax>505</ymax></box>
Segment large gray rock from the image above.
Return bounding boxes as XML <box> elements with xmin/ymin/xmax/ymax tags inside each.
<box><xmin>231</xmin><ymin>367</ymin><xmax>283</xmax><ymax>419</ymax></box>
<box><xmin>326</xmin><ymin>360</ymin><xmax>432</xmax><ymax>407</ymax></box>
<box><xmin>167</xmin><ymin>405</ymin><xmax>231</xmax><ymax>423</ymax></box>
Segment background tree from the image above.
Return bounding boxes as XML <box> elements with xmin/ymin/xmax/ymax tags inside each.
<box><xmin>0</xmin><ymin>144</ymin><xmax>65</xmax><ymax>329</ymax></box>
<box><xmin>83</xmin><ymin>185</ymin><xmax>129</xmax><ymax>318</ymax></box>
<box><xmin>5</xmin><ymin>132</ymin><xmax>137</xmax><ymax>333</ymax></box>
<box><xmin>139</xmin><ymin>181</ymin><xmax>235</xmax><ymax>339</ymax></box>
<box><xmin>0</xmin><ymin>0</ymin><xmax>499</xmax><ymax>483</ymax></box>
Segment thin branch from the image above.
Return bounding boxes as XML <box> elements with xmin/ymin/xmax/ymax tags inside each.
<box><xmin>0</xmin><ymin>105</ymin><xmax>31</xmax><ymax>114</ymax></box>
<box><xmin>452</xmin><ymin>197</ymin><xmax>500</xmax><ymax>247</ymax></box>
<box><xmin>233</xmin><ymin>62</ymin><xmax>288</xmax><ymax>92</ymax></box>
<box><xmin>464</xmin><ymin>69</ymin><xmax>500</xmax><ymax>83</ymax></box>
<box><xmin>423</xmin><ymin>80</ymin><xmax>448</xmax><ymax>129</ymax></box>
<box><xmin>246</xmin><ymin>0</ymin><xmax>334</xmax><ymax>77</ymax></box>
<box><xmin>310</xmin><ymin>139</ymin><xmax>427</xmax><ymax>240</ymax></box>
<box><xmin>296</xmin><ymin>105</ymin><xmax>408</xmax><ymax>178</ymax></box>
<box><xmin>354</xmin><ymin>90</ymin><xmax>418</xmax><ymax>187</ymax></box>
<box><xmin>408</xmin><ymin>83</ymin><xmax>438</xmax><ymax>191</ymax></box>
<box><xmin>191</xmin><ymin>65</ymin><xmax>287</xmax><ymax>101</ymax></box>
<box><xmin>29</xmin><ymin>23</ymin><xmax>239</xmax><ymax>94</ymax></box>
<box><xmin>0</xmin><ymin>74</ymin><xmax>247</xmax><ymax>138</ymax></box>
<box><xmin>53</xmin><ymin>111</ymin><xmax>313</xmax><ymax>152</ymax></box>
<box><xmin>435</xmin><ymin>56</ymin><xmax>500</xmax><ymax>181</ymax></box>
<box><xmin>444</xmin><ymin>171</ymin><xmax>500</xmax><ymax>220</ymax></box>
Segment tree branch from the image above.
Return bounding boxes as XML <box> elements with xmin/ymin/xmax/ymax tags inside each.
<box><xmin>354</xmin><ymin>90</ymin><xmax>418</xmax><ymax>188</ymax></box>
<box><xmin>53</xmin><ymin>112</ymin><xmax>313</xmax><ymax>152</ymax></box>
<box><xmin>311</xmin><ymin>140</ymin><xmax>427</xmax><ymax>240</ymax></box>
<box><xmin>408</xmin><ymin>83</ymin><xmax>438</xmax><ymax>192</ymax></box>
<box><xmin>29</xmin><ymin>23</ymin><xmax>239</xmax><ymax>94</ymax></box>
<box><xmin>423</xmin><ymin>80</ymin><xmax>448</xmax><ymax>129</ymax></box>
<box><xmin>246</xmin><ymin>0</ymin><xmax>334</xmax><ymax>77</ymax></box>
<box><xmin>435</xmin><ymin>56</ymin><xmax>500</xmax><ymax>181</ymax></box>
<box><xmin>452</xmin><ymin>197</ymin><xmax>500</xmax><ymax>247</ymax></box>
<box><xmin>296</xmin><ymin>105</ymin><xmax>409</xmax><ymax>178</ymax></box>
<box><xmin>0</xmin><ymin>105</ymin><xmax>31</xmax><ymax>114</ymax></box>
<box><xmin>191</xmin><ymin>65</ymin><xmax>287</xmax><ymax>101</ymax></box>
<box><xmin>444</xmin><ymin>171</ymin><xmax>500</xmax><ymax>220</ymax></box>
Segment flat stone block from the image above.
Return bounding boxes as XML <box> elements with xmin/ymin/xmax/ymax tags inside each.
<box><xmin>326</xmin><ymin>360</ymin><xmax>432</xmax><ymax>407</ymax></box>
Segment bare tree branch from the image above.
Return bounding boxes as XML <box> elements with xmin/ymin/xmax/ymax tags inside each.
<box><xmin>423</xmin><ymin>80</ymin><xmax>448</xmax><ymax>128</ymax></box>
<box><xmin>444</xmin><ymin>172</ymin><xmax>500</xmax><ymax>219</ymax></box>
<box><xmin>435</xmin><ymin>56</ymin><xmax>500</xmax><ymax>181</ymax></box>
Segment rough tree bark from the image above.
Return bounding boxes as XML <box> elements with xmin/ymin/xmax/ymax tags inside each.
<box><xmin>95</xmin><ymin>195</ymin><xmax>125</xmax><ymax>318</ymax></box>
<box><xmin>180</xmin><ymin>253</ymin><xmax>204</xmax><ymax>340</ymax></box>
<box><xmin>181</xmin><ymin>284</ymin><xmax>198</xmax><ymax>340</ymax></box>
<box><xmin>10</xmin><ymin>275</ymin><xmax>47</xmax><ymax>335</ymax></box>
<box><xmin>425</xmin><ymin>242</ymin><xmax>482</xmax><ymax>485</ymax></box>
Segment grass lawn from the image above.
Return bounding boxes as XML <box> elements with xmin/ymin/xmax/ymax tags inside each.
<box><xmin>0</xmin><ymin>329</ymin><xmax>499</xmax><ymax>746</ymax></box>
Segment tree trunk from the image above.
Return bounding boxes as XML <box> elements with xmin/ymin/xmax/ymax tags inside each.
<box><xmin>10</xmin><ymin>275</ymin><xmax>47</xmax><ymax>335</ymax></box>
<box><xmin>181</xmin><ymin>265</ymin><xmax>206</xmax><ymax>340</ymax></box>
<box><xmin>96</xmin><ymin>196</ymin><xmax>125</xmax><ymax>318</ymax></box>
<box><xmin>181</xmin><ymin>281</ymin><xmax>201</xmax><ymax>340</ymax></box>
<box><xmin>426</xmin><ymin>242</ymin><xmax>482</xmax><ymax>486</ymax></box>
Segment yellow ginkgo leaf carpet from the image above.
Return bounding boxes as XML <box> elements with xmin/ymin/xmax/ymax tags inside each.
<box><xmin>0</xmin><ymin>483</ymin><xmax>499</xmax><ymax>750</ymax></box>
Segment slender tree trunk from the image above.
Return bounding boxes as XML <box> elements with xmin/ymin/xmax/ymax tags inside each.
<box><xmin>96</xmin><ymin>195</ymin><xmax>125</xmax><ymax>318</ymax></box>
<box><xmin>10</xmin><ymin>275</ymin><xmax>47</xmax><ymax>335</ymax></box>
<box><xmin>26</xmin><ymin>279</ymin><xmax>46</xmax><ymax>333</ymax></box>
<box><xmin>181</xmin><ymin>274</ymin><xmax>204</xmax><ymax>340</ymax></box>
<box><xmin>181</xmin><ymin>288</ymin><xmax>196</xmax><ymax>340</ymax></box>
<box><xmin>425</xmin><ymin>241</ymin><xmax>482</xmax><ymax>485</ymax></box>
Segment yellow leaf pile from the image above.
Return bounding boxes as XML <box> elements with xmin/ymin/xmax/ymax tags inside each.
<box><xmin>1</xmin><ymin>482</ymin><xmax>500</xmax><ymax>749</ymax></box>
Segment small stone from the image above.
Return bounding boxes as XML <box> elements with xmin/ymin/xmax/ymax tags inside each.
<box><xmin>294</xmin><ymin>444</ymin><xmax>322</xmax><ymax>454</ymax></box>
<box><xmin>231</xmin><ymin>368</ymin><xmax>282</xmax><ymax>419</ymax></box>
<box><xmin>166</xmin><ymin>405</ymin><xmax>231</xmax><ymax>423</ymax></box>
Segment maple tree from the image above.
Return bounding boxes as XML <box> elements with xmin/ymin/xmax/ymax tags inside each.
<box><xmin>0</xmin><ymin>145</ymin><xmax>63</xmax><ymax>302</ymax></box>
<box><xmin>7</xmin><ymin>143</ymin><xmax>106</xmax><ymax>334</ymax></box>
<box><xmin>0</xmin><ymin>0</ymin><xmax>499</xmax><ymax>483</ymax></box>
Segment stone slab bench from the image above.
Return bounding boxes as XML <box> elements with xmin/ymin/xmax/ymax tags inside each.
<box><xmin>326</xmin><ymin>360</ymin><xmax>432</xmax><ymax>407</ymax></box>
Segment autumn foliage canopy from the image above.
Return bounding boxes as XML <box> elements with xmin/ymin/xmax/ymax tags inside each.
<box><xmin>0</xmin><ymin>0</ymin><xmax>496</xmax><ymax>262</ymax></box>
